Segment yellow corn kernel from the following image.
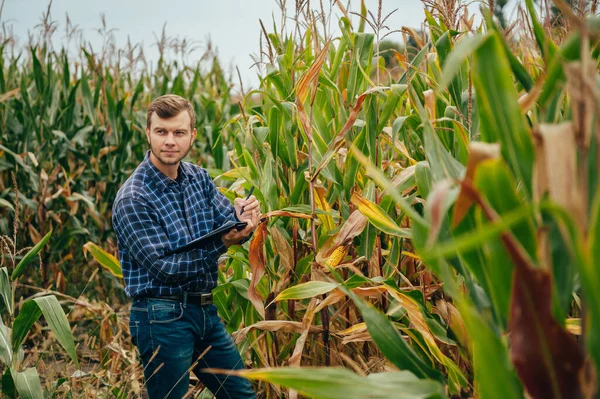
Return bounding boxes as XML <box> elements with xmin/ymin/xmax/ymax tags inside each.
<box><xmin>325</xmin><ymin>246</ymin><xmax>347</xmax><ymax>268</ymax></box>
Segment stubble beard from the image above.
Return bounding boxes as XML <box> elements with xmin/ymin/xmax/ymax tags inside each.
<box><xmin>149</xmin><ymin>140</ymin><xmax>192</xmax><ymax>166</ymax></box>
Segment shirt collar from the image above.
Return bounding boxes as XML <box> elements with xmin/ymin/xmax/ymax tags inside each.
<box><xmin>142</xmin><ymin>151</ymin><xmax>193</xmax><ymax>191</ymax></box>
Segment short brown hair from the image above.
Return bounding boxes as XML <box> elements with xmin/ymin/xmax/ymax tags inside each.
<box><xmin>146</xmin><ymin>94</ymin><xmax>195</xmax><ymax>131</ymax></box>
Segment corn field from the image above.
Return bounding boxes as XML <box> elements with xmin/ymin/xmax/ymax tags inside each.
<box><xmin>1</xmin><ymin>0</ymin><xmax>600</xmax><ymax>398</ymax></box>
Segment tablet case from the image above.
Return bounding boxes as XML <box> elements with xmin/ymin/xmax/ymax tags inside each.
<box><xmin>166</xmin><ymin>220</ymin><xmax>248</xmax><ymax>255</ymax></box>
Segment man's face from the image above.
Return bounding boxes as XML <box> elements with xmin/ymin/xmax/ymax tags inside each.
<box><xmin>146</xmin><ymin>111</ymin><xmax>197</xmax><ymax>167</ymax></box>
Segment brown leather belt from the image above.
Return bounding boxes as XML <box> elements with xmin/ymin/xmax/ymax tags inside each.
<box><xmin>150</xmin><ymin>292</ymin><xmax>213</xmax><ymax>306</ymax></box>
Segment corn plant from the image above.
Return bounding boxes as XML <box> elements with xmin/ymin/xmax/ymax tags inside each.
<box><xmin>205</xmin><ymin>1</ymin><xmax>600</xmax><ymax>398</ymax></box>
<box><xmin>0</xmin><ymin>176</ymin><xmax>78</xmax><ymax>398</ymax></box>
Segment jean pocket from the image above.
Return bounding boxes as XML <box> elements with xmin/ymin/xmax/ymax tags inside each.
<box><xmin>149</xmin><ymin>300</ymin><xmax>184</xmax><ymax>324</ymax></box>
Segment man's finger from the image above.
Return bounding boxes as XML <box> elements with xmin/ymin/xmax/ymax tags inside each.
<box><xmin>243</xmin><ymin>200</ymin><xmax>259</xmax><ymax>210</ymax></box>
<box><xmin>241</xmin><ymin>196</ymin><xmax>256</xmax><ymax>206</ymax></box>
<box><xmin>243</xmin><ymin>221</ymin><xmax>254</xmax><ymax>235</ymax></box>
<box><xmin>243</xmin><ymin>201</ymin><xmax>259</xmax><ymax>209</ymax></box>
<box><xmin>223</xmin><ymin>230</ymin><xmax>236</xmax><ymax>240</ymax></box>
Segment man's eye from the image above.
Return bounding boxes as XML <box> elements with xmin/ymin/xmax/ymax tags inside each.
<box><xmin>176</xmin><ymin>131</ymin><xmax>185</xmax><ymax>136</ymax></box>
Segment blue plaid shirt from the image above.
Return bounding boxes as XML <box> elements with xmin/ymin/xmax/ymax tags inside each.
<box><xmin>112</xmin><ymin>152</ymin><xmax>237</xmax><ymax>298</ymax></box>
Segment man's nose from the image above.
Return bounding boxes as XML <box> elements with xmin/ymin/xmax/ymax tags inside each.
<box><xmin>165</xmin><ymin>132</ymin><xmax>176</xmax><ymax>145</ymax></box>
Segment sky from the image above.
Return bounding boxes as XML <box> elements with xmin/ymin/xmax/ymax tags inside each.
<box><xmin>1</xmin><ymin>0</ymin><xmax>519</xmax><ymax>88</ymax></box>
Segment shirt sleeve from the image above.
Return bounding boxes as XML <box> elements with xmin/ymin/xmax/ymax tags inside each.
<box><xmin>113</xmin><ymin>197</ymin><xmax>223</xmax><ymax>283</ymax></box>
<box><xmin>205</xmin><ymin>173</ymin><xmax>254</xmax><ymax>246</ymax></box>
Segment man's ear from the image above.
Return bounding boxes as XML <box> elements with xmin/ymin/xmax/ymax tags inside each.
<box><xmin>145</xmin><ymin>127</ymin><xmax>151</xmax><ymax>144</ymax></box>
<box><xmin>191</xmin><ymin>128</ymin><xmax>197</xmax><ymax>143</ymax></box>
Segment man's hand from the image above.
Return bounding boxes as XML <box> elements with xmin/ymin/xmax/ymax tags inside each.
<box><xmin>234</xmin><ymin>195</ymin><xmax>260</xmax><ymax>220</ymax></box>
<box><xmin>221</xmin><ymin>195</ymin><xmax>262</xmax><ymax>247</ymax></box>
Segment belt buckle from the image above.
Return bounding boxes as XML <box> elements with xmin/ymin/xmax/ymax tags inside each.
<box><xmin>201</xmin><ymin>293</ymin><xmax>212</xmax><ymax>306</ymax></box>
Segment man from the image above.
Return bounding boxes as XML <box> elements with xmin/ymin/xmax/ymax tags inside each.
<box><xmin>112</xmin><ymin>94</ymin><xmax>259</xmax><ymax>399</ymax></box>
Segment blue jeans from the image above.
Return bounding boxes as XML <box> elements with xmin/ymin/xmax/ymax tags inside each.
<box><xmin>129</xmin><ymin>298</ymin><xmax>256</xmax><ymax>399</ymax></box>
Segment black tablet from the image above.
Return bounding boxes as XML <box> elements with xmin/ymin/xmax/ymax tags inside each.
<box><xmin>166</xmin><ymin>220</ymin><xmax>248</xmax><ymax>255</ymax></box>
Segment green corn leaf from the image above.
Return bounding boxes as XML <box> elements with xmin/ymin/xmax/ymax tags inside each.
<box><xmin>0</xmin><ymin>198</ymin><xmax>15</xmax><ymax>212</ymax></box>
<box><xmin>0</xmin><ymin>267</ymin><xmax>12</xmax><ymax>315</ymax></box>
<box><xmin>472</xmin><ymin>159</ymin><xmax>537</xmax><ymax>327</ymax></box>
<box><xmin>471</xmin><ymin>33</ymin><xmax>534</xmax><ymax>198</ymax></box>
<box><xmin>106</xmin><ymin>89</ymin><xmax>119</xmax><ymax>139</ymax></box>
<box><xmin>344</xmin><ymin>127</ymin><xmax>367</xmax><ymax>200</ymax></box>
<box><xmin>268</xmin><ymin>106</ymin><xmax>290</xmax><ymax>166</ymax></box>
<box><xmin>451</xmin><ymin>211</ymin><xmax>500</xmax><ymax>322</ymax></box>
<box><xmin>350</xmin><ymin>146</ymin><xmax>427</xmax><ymax>228</ymax></box>
<box><xmin>375</xmin><ymin>85</ymin><xmax>405</xmax><ymax>134</ymax></box>
<box><xmin>410</xmin><ymin>87</ymin><xmax>465</xmax><ymax>182</ymax></box>
<box><xmin>346</xmin><ymin>289</ymin><xmax>444</xmax><ymax>382</ymax></box>
<box><xmin>30</xmin><ymin>49</ymin><xmax>44</xmax><ymax>97</ymax></box>
<box><xmin>12</xmin><ymin>300</ymin><xmax>42</xmax><ymax>354</ymax></box>
<box><xmin>13</xmin><ymin>367</ymin><xmax>43</xmax><ymax>399</ymax></box>
<box><xmin>351</xmin><ymin>193</ymin><xmax>411</xmax><ymax>237</ymax></box>
<box><xmin>416</xmin><ymin>227</ymin><xmax>524</xmax><ymax>399</ymax></box>
<box><xmin>435</xmin><ymin>30</ymin><xmax>458</xmax><ymax>66</ymax></box>
<box><xmin>12</xmin><ymin>296</ymin><xmax>78</xmax><ymax>367</ymax></box>
<box><xmin>93</xmin><ymin>72</ymin><xmax>102</xmax><ymax>109</ymax></box>
<box><xmin>130</xmin><ymin>79</ymin><xmax>144</xmax><ymax>111</ymax></box>
<box><xmin>475</xmin><ymin>159</ymin><xmax>537</xmax><ymax>259</ymax></box>
<box><xmin>359</xmin><ymin>205</ymin><xmax>379</xmax><ymax>259</ymax></box>
<box><xmin>398</xmin><ymin>42</ymin><xmax>432</xmax><ymax>85</ymax></box>
<box><xmin>425</xmin><ymin>10</ymin><xmax>441</xmax><ymax>34</ymax></box>
<box><xmin>236</xmin><ymin>367</ymin><xmax>447</xmax><ymax>399</ymax></box>
<box><xmin>2</xmin><ymin>367</ymin><xmax>16</xmax><ymax>399</ymax></box>
<box><xmin>33</xmin><ymin>295</ymin><xmax>79</xmax><ymax>367</ymax></box>
<box><xmin>0</xmin><ymin>145</ymin><xmax>34</xmax><ymax>174</ymax></box>
<box><xmin>358</xmin><ymin>0</ymin><xmax>366</xmax><ymax>33</ymax></box>
<box><xmin>525</xmin><ymin>0</ymin><xmax>558</xmax><ymax>62</ymax></box>
<box><xmin>242</xmin><ymin>148</ymin><xmax>260</xmax><ymax>181</ymax></box>
<box><xmin>80</xmin><ymin>72</ymin><xmax>95</xmax><ymax>125</ymax></box>
<box><xmin>415</xmin><ymin>162</ymin><xmax>433</xmax><ymax>200</ymax></box>
<box><xmin>538</xmin><ymin>18</ymin><xmax>599</xmax><ymax>107</ymax></box>
<box><xmin>83</xmin><ymin>242</ymin><xmax>122</xmax><ymax>278</ymax></box>
<box><xmin>582</xmin><ymin>192</ymin><xmax>600</xmax><ymax>374</ymax></box>
<box><xmin>11</xmin><ymin>229</ymin><xmax>52</xmax><ymax>280</ymax></box>
<box><xmin>456</xmin><ymin>299</ymin><xmax>524</xmax><ymax>399</ymax></box>
<box><xmin>484</xmin><ymin>10</ymin><xmax>533</xmax><ymax>91</ymax></box>
<box><xmin>0</xmin><ymin>49</ymin><xmax>5</xmax><ymax>93</ymax></box>
<box><xmin>526</xmin><ymin>0</ymin><xmax>564</xmax><ymax>108</ymax></box>
<box><xmin>0</xmin><ymin>322</ymin><xmax>12</xmax><ymax>365</ymax></box>
<box><xmin>438</xmin><ymin>34</ymin><xmax>487</xmax><ymax>92</ymax></box>
<box><xmin>348</xmin><ymin>31</ymin><xmax>374</xmax><ymax>108</ymax></box>
<box><xmin>435</xmin><ymin>30</ymin><xmax>465</xmax><ymax>107</ymax></box>
<box><xmin>330</xmin><ymin>35</ymin><xmax>348</xmax><ymax>78</ymax></box>
<box><xmin>61</xmin><ymin>52</ymin><xmax>70</xmax><ymax>93</ymax></box>
<box><xmin>275</xmin><ymin>282</ymin><xmax>338</xmax><ymax>301</ymax></box>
